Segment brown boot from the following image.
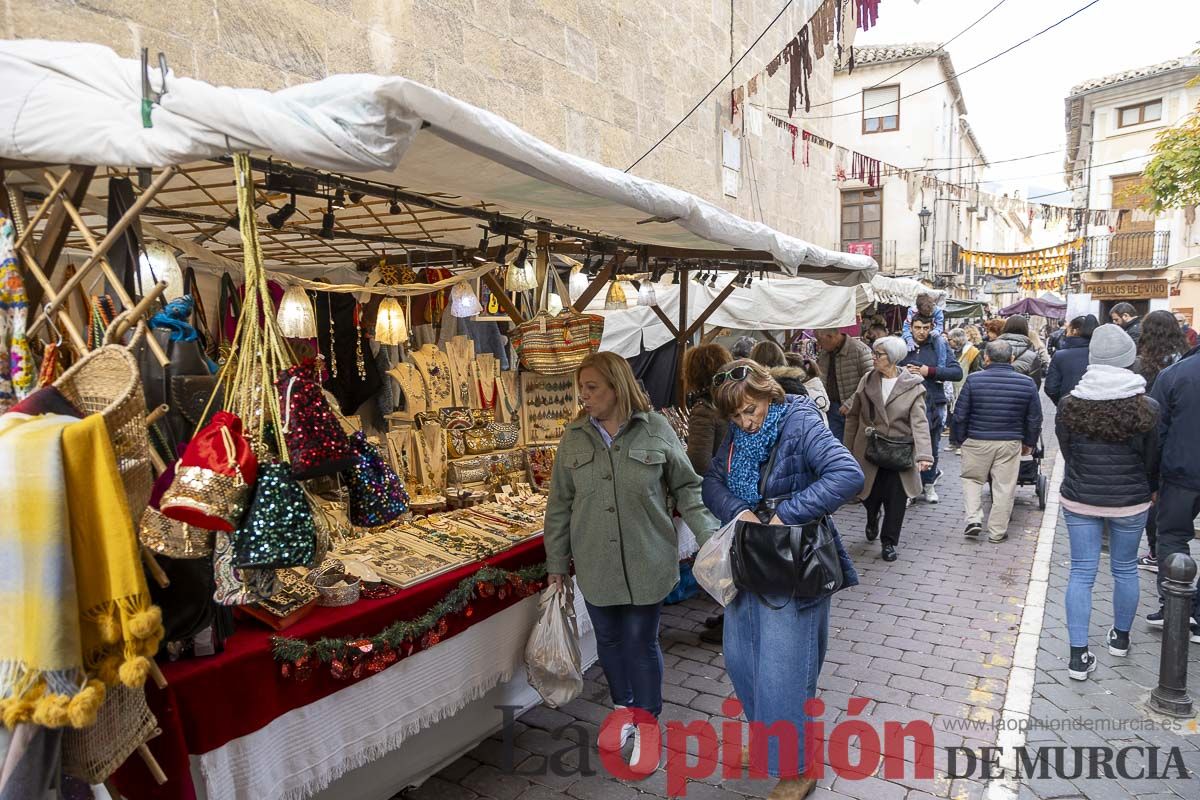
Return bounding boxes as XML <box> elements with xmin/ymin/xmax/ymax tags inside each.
<box><xmin>767</xmin><ymin>777</ymin><xmax>816</xmax><ymax>800</ymax></box>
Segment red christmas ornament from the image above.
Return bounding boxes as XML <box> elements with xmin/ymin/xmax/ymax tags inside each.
<box><xmin>465</xmin><ymin>605</ymin><xmax>475</xmax><ymax>618</ymax></box>
<box><xmin>498</xmin><ymin>587</ymin><xmax>507</xmax><ymax>600</ymax></box>
<box><xmin>295</xmin><ymin>653</ymin><xmax>316</xmax><ymax>681</ymax></box>
<box><xmin>427</xmin><ymin>632</ymin><xmax>441</xmax><ymax>646</ymax></box>
<box><xmin>352</xmin><ymin>660</ymin><xmax>365</xmax><ymax>680</ymax></box>
<box><xmin>280</xmin><ymin>661</ymin><xmax>294</xmax><ymax>679</ymax></box>
<box><xmin>420</xmin><ymin>632</ymin><xmax>433</xmax><ymax>649</ymax></box>
<box><xmin>437</xmin><ymin>618</ymin><xmax>449</xmax><ymax>636</ymax></box>
<box><xmin>349</xmin><ymin>639</ymin><xmax>374</xmax><ymax>655</ymax></box>
<box><xmin>330</xmin><ymin>657</ymin><xmax>348</xmax><ymax>680</ymax></box>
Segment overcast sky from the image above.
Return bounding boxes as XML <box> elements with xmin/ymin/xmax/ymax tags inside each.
<box><xmin>854</xmin><ymin>0</ymin><xmax>1200</xmax><ymax>202</ymax></box>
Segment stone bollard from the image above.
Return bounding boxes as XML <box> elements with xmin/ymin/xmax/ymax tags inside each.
<box><xmin>1149</xmin><ymin>552</ymin><xmax>1197</xmax><ymax>717</ymax></box>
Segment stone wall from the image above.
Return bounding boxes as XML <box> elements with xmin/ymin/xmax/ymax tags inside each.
<box><xmin>5</xmin><ymin>0</ymin><xmax>840</xmax><ymax>247</ymax></box>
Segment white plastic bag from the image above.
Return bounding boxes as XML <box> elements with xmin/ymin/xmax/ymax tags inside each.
<box><xmin>693</xmin><ymin>519</ymin><xmax>739</xmax><ymax>607</ymax></box>
<box><xmin>524</xmin><ymin>583</ymin><xmax>583</xmax><ymax>708</ymax></box>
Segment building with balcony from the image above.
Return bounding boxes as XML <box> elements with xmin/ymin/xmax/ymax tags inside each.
<box><xmin>1064</xmin><ymin>55</ymin><xmax>1200</xmax><ymax>322</ymax></box>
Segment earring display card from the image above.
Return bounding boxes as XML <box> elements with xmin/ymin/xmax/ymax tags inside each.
<box><xmin>520</xmin><ymin>372</ymin><xmax>578</xmax><ymax>444</ymax></box>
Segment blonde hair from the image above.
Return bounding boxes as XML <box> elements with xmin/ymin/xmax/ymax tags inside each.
<box><xmin>713</xmin><ymin>358</ymin><xmax>786</xmax><ymax>418</ymax></box>
<box><xmin>575</xmin><ymin>351</ymin><xmax>651</xmax><ymax>422</ymax></box>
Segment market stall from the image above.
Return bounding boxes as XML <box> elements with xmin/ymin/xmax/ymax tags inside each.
<box><xmin>0</xmin><ymin>40</ymin><xmax>875</xmax><ymax>800</ymax></box>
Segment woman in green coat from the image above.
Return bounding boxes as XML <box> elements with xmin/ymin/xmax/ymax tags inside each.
<box><xmin>544</xmin><ymin>352</ymin><xmax>717</xmax><ymax>771</ymax></box>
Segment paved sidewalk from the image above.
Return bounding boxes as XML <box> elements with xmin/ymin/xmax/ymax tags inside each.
<box><xmin>400</xmin><ymin>414</ymin><xmax>1060</xmax><ymax>800</ymax></box>
<box><xmin>1020</xmin><ymin>491</ymin><xmax>1200</xmax><ymax>800</ymax></box>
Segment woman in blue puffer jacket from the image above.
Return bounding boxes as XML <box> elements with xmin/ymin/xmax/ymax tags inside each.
<box><xmin>702</xmin><ymin>359</ymin><xmax>863</xmax><ymax>800</ymax></box>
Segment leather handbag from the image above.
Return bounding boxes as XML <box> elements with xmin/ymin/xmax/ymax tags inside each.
<box><xmin>863</xmin><ymin>392</ymin><xmax>915</xmax><ymax>472</ymax></box>
<box><xmin>728</xmin><ymin>439</ymin><xmax>844</xmax><ymax>605</ymax></box>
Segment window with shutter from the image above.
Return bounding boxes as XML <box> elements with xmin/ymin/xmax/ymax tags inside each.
<box><xmin>862</xmin><ymin>85</ymin><xmax>900</xmax><ymax>134</ymax></box>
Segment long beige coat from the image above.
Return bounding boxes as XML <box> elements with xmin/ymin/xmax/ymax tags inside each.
<box><xmin>843</xmin><ymin>370</ymin><xmax>934</xmax><ymax>500</ymax></box>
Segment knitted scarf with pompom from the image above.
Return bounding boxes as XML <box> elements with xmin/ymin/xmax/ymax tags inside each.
<box><xmin>0</xmin><ymin>412</ymin><xmax>161</xmax><ymax>730</ymax></box>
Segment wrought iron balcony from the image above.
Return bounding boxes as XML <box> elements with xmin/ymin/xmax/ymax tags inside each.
<box><xmin>1078</xmin><ymin>231</ymin><xmax>1170</xmax><ymax>271</ymax></box>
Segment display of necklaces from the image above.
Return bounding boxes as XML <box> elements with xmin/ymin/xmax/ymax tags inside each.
<box><xmin>316</xmin><ymin>290</ymin><xmax>383</xmax><ymax>414</ymax></box>
<box><xmin>444</xmin><ymin>335</ymin><xmax>478</xmax><ymax>408</ymax></box>
<box><xmin>497</xmin><ymin>370</ymin><xmax>520</xmax><ymax>424</ymax></box>
<box><xmin>388</xmin><ymin>362</ymin><xmax>427</xmax><ymax>416</ymax></box>
<box><xmin>409</xmin><ymin>343</ymin><xmax>452</xmax><ymax>411</ymax></box>
<box><xmin>413</xmin><ymin>419</ymin><xmax>448</xmax><ymax>489</ymax></box>
<box><xmin>476</xmin><ymin>353</ymin><xmax>498</xmax><ymax>412</ymax></box>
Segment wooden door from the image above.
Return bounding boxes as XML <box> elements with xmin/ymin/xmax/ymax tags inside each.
<box><xmin>1109</xmin><ymin>173</ymin><xmax>1153</xmax><ymax>268</ymax></box>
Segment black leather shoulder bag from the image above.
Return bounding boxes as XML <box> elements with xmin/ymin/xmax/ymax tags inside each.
<box><xmin>729</xmin><ymin>438</ymin><xmax>845</xmax><ymax>607</ymax></box>
<box><xmin>863</xmin><ymin>389</ymin><xmax>915</xmax><ymax>471</ymax></box>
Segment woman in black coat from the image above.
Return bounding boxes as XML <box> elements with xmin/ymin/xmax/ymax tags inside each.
<box><xmin>1044</xmin><ymin>314</ymin><xmax>1098</xmax><ymax>405</ymax></box>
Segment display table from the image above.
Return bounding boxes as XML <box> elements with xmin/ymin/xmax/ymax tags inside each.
<box><xmin>111</xmin><ymin>537</ymin><xmax>596</xmax><ymax>800</ymax></box>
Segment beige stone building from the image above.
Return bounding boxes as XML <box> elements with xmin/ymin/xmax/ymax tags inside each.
<box><xmin>5</xmin><ymin>0</ymin><xmax>845</xmax><ymax>250</ymax></box>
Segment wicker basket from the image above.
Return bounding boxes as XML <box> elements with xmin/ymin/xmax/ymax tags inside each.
<box><xmin>62</xmin><ymin>684</ymin><xmax>158</xmax><ymax>784</ymax></box>
<box><xmin>55</xmin><ymin>343</ymin><xmax>154</xmax><ymax>520</ymax></box>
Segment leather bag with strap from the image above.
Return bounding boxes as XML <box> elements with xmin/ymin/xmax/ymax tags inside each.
<box><xmin>728</xmin><ymin>435</ymin><xmax>845</xmax><ymax>606</ymax></box>
<box><xmin>863</xmin><ymin>390</ymin><xmax>915</xmax><ymax>471</ymax></box>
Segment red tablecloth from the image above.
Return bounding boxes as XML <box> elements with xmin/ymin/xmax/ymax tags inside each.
<box><xmin>111</xmin><ymin>538</ymin><xmax>546</xmax><ymax>800</ymax></box>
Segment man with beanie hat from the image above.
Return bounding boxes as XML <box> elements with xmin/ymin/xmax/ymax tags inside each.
<box><xmin>1149</xmin><ymin>333</ymin><xmax>1200</xmax><ymax>636</ymax></box>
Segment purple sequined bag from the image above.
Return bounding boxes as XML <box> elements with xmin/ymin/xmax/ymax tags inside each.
<box><xmin>343</xmin><ymin>431</ymin><xmax>409</xmax><ymax>528</ymax></box>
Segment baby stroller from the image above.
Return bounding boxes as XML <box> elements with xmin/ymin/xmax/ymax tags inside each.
<box><xmin>1014</xmin><ymin>435</ymin><xmax>1048</xmax><ymax>510</ymax></box>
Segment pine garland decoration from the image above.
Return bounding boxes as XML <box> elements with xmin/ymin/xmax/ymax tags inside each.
<box><xmin>271</xmin><ymin>562</ymin><xmax>547</xmax><ymax>666</ymax></box>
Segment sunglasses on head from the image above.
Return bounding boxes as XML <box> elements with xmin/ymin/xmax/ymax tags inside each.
<box><xmin>712</xmin><ymin>365</ymin><xmax>753</xmax><ymax>388</ymax></box>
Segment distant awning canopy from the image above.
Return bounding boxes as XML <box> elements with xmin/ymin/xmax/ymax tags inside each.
<box><xmin>1000</xmin><ymin>297</ymin><xmax>1066</xmax><ymax>319</ymax></box>
<box><xmin>0</xmin><ymin>40</ymin><xmax>877</xmax><ymax>285</ymax></box>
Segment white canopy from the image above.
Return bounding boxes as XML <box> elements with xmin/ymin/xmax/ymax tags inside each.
<box><xmin>0</xmin><ymin>40</ymin><xmax>876</xmax><ymax>285</ymax></box>
<box><xmin>596</xmin><ymin>274</ymin><xmax>857</xmax><ymax>357</ymax></box>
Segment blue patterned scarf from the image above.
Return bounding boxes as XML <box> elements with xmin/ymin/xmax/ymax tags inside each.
<box><xmin>727</xmin><ymin>402</ymin><xmax>787</xmax><ymax>505</ymax></box>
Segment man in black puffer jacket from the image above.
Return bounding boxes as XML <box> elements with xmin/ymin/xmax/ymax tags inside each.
<box><xmin>951</xmin><ymin>340</ymin><xmax>1042</xmax><ymax>543</ymax></box>
<box><xmin>1150</xmin><ymin>343</ymin><xmax>1200</xmax><ymax>631</ymax></box>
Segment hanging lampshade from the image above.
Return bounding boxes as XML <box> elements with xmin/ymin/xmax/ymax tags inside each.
<box><xmin>375</xmin><ymin>296</ymin><xmax>408</xmax><ymax>344</ymax></box>
<box><xmin>504</xmin><ymin>257</ymin><xmax>537</xmax><ymax>291</ymax></box>
<box><xmin>604</xmin><ymin>280</ymin><xmax>628</xmax><ymax>310</ymax></box>
<box><xmin>138</xmin><ymin>241</ymin><xmax>184</xmax><ymax>300</ymax></box>
<box><xmin>636</xmin><ymin>280</ymin><xmax>657</xmax><ymax>307</ymax></box>
<box><xmin>450</xmin><ymin>281</ymin><xmax>483</xmax><ymax>317</ymax></box>
<box><xmin>277</xmin><ymin>284</ymin><xmax>317</xmax><ymax>338</ymax></box>
<box><xmin>546</xmin><ymin>292</ymin><xmax>564</xmax><ymax>316</ymax></box>
<box><xmin>568</xmin><ymin>264</ymin><xmax>589</xmax><ymax>303</ymax></box>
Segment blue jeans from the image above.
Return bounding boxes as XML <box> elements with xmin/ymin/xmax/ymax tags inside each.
<box><xmin>827</xmin><ymin>403</ymin><xmax>846</xmax><ymax>443</ymax></box>
<box><xmin>584</xmin><ymin>600</ymin><xmax>664</xmax><ymax>717</ymax></box>
<box><xmin>1064</xmin><ymin>508</ymin><xmax>1147</xmax><ymax>648</ymax></box>
<box><xmin>922</xmin><ymin>402</ymin><xmax>946</xmax><ymax>485</ymax></box>
<box><xmin>723</xmin><ymin>591</ymin><xmax>830</xmax><ymax>778</ymax></box>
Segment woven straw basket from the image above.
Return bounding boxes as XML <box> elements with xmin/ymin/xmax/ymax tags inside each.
<box><xmin>54</xmin><ymin>341</ymin><xmax>154</xmax><ymax>520</ymax></box>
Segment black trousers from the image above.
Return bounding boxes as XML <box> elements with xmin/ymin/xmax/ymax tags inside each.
<box><xmin>1155</xmin><ymin>481</ymin><xmax>1200</xmax><ymax>616</ymax></box>
<box><xmin>865</xmin><ymin>468</ymin><xmax>908</xmax><ymax>547</ymax></box>
<box><xmin>1144</xmin><ymin>502</ymin><xmax>1157</xmax><ymax>555</ymax></box>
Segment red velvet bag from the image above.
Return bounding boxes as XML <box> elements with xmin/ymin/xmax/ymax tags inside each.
<box><xmin>161</xmin><ymin>411</ymin><xmax>258</xmax><ymax>532</ymax></box>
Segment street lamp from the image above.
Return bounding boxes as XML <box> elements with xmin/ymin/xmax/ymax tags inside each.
<box><xmin>918</xmin><ymin>206</ymin><xmax>932</xmax><ymax>276</ymax></box>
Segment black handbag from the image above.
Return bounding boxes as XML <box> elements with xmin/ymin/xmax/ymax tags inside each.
<box><xmin>863</xmin><ymin>391</ymin><xmax>915</xmax><ymax>471</ymax></box>
<box><xmin>729</xmin><ymin>439</ymin><xmax>845</xmax><ymax>606</ymax></box>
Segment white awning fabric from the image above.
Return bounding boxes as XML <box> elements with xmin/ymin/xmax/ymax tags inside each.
<box><xmin>0</xmin><ymin>40</ymin><xmax>876</xmax><ymax>285</ymax></box>
<box><xmin>596</xmin><ymin>274</ymin><xmax>858</xmax><ymax>357</ymax></box>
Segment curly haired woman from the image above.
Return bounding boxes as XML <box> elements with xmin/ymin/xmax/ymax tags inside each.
<box><xmin>1056</xmin><ymin>325</ymin><xmax>1159</xmax><ymax>681</ymax></box>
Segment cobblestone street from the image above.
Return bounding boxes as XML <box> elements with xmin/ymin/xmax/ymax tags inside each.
<box><xmin>400</xmin><ymin>403</ymin><xmax>1200</xmax><ymax>800</ymax></box>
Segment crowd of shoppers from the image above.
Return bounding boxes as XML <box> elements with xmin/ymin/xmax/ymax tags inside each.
<box><xmin>541</xmin><ymin>302</ymin><xmax>1197</xmax><ymax>796</ymax></box>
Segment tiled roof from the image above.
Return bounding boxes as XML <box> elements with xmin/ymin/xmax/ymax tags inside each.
<box><xmin>844</xmin><ymin>44</ymin><xmax>944</xmax><ymax>66</ymax></box>
<box><xmin>1069</xmin><ymin>56</ymin><xmax>1200</xmax><ymax>96</ymax></box>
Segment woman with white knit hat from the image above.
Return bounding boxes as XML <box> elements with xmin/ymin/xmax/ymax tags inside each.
<box><xmin>1054</xmin><ymin>324</ymin><xmax>1160</xmax><ymax>680</ymax></box>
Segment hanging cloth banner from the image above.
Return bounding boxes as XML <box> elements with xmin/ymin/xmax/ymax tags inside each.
<box><xmin>960</xmin><ymin>239</ymin><xmax>1082</xmax><ymax>293</ymax></box>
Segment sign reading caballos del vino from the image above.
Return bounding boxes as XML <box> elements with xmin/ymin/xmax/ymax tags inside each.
<box><xmin>1083</xmin><ymin>279</ymin><xmax>1169</xmax><ymax>300</ymax></box>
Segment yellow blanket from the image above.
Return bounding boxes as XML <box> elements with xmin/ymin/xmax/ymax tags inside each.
<box><xmin>0</xmin><ymin>412</ymin><xmax>162</xmax><ymax>729</ymax></box>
